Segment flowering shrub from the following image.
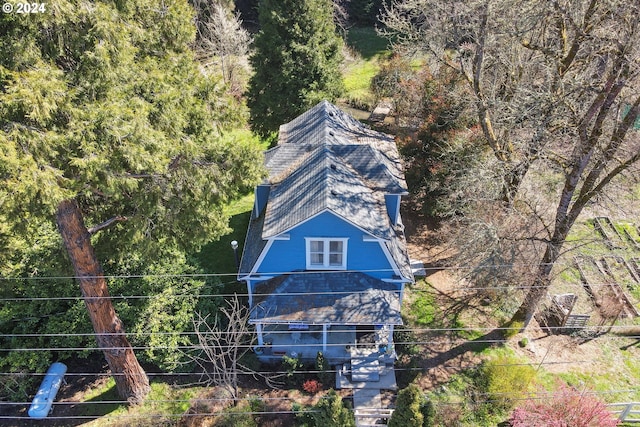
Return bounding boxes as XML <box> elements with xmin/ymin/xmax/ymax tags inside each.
<box><xmin>510</xmin><ymin>382</ymin><xmax>619</xmax><ymax>427</ymax></box>
<box><xmin>302</xmin><ymin>379</ymin><xmax>323</xmax><ymax>394</ymax></box>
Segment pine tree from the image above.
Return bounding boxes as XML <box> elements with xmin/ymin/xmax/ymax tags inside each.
<box><xmin>0</xmin><ymin>0</ymin><xmax>262</xmax><ymax>402</ymax></box>
<box><xmin>247</xmin><ymin>0</ymin><xmax>344</xmax><ymax>137</ymax></box>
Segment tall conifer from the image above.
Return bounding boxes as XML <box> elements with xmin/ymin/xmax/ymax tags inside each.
<box><xmin>247</xmin><ymin>0</ymin><xmax>344</xmax><ymax>137</ymax></box>
<box><xmin>0</xmin><ymin>0</ymin><xmax>262</xmax><ymax>402</ymax></box>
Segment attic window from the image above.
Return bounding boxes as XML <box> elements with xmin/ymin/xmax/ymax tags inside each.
<box><xmin>331</xmin><ymin>189</ymin><xmax>338</xmax><ymax>196</ymax></box>
<box><xmin>329</xmin><ymin>131</ymin><xmax>335</xmax><ymax>136</ymax></box>
<box><xmin>305</xmin><ymin>238</ymin><xmax>348</xmax><ymax>270</ymax></box>
<box><xmin>330</xmin><ymin>164</ymin><xmax>337</xmax><ymax>170</ymax></box>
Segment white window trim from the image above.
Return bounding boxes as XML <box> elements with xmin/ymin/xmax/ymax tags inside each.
<box><xmin>305</xmin><ymin>238</ymin><xmax>348</xmax><ymax>270</ymax></box>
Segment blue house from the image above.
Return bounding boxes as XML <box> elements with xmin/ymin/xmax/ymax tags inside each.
<box><xmin>238</xmin><ymin>101</ymin><xmax>413</xmax><ymax>364</ymax></box>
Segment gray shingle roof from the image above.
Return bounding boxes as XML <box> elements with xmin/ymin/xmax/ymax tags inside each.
<box><xmin>263</xmin><ymin>145</ymin><xmax>390</xmax><ymax>239</ymax></box>
<box><xmin>274</xmin><ymin>100</ymin><xmax>407</xmax><ymax>194</ymax></box>
<box><xmin>250</xmin><ymin>272</ymin><xmax>403</xmax><ymax>325</ymax></box>
<box><xmin>238</xmin><ymin>208</ymin><xmax>267</xmax><ymax>276</ymax></box>
<box><xmin>239</xmin><ymin>101</ymin><xmax>413</xmax><ymax>281</ymax></box>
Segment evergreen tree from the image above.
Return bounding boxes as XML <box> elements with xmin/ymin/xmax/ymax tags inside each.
<box><xmin>388</xmin><ymin>384</ymin><xmax>425</xmax><ymax>427</ymax></box>
<box><xmin>312</xmin><ymin>389</ymin><xmax>355</xmax><ymax>427</ymax></box>
<box><xmin>247</xmin><ymin>0</ymin><xmax>344</xmax><ymax>137</ymax></box>
<box><xmin>0</xmin><ymin>0</ymin><xmax>262</xmax><ymax>402</ymax></box>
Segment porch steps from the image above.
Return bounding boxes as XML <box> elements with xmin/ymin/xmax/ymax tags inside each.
<box><xmin>353</xmin><ymin>388</ymin><xmax>394</xmax><ymax>426</ymax></box>
<box><xmin>336</xmin><ymin>356</ymin><xmax>397</xmax><ymax>426</ymax></box>
<box><xmin>351</xmin><ymin>357</ymin><xmax>380</xmax><ymax>382</ymax></box>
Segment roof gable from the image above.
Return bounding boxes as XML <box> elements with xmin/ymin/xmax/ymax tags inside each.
<box><xmin>272</xmin><ymin>100</ymin><xmax>407</xmax><ymax>193</ymax></box>
<box><xmin>262</xmin><ymin>146</ymin><xmax>389</xmax><ymax>239</ymax></box>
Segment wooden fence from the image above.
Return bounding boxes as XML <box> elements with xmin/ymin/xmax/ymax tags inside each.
<box><xmin>609</xmin><ymin>402</ymin><xmax>640</xmax><ymax>423</ymax></box>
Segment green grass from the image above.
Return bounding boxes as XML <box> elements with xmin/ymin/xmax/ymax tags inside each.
<box><xmin>410</xmin><ymin>287</ymin><xmax>437</xmax><ymax>326</ymax></box>
<box><xmin>194</xmin><ymin>193</ymin><xmax>254</xmax><ymax>278</ymax></box>
<box><xmin>551</xmin><ymin>346</ymin><xmax>640</xmax><ymax>403</ymax></box>
<box><xmin>342</xmin><ymin>27</ymin><xmax>390</xmax><ymax>109</ymax></box>
<box><xmin>83</xmin><ymin>381</ymin><xmax>198</xmax><ymax>426</ymax></box>
<box><xmin>345</xmin><ymin>26</ymin><xmax>389</xmax><ymax>60</ymax></box>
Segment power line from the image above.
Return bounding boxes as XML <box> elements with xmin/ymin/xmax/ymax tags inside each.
<box><xmin>0</xmin><ymin>359</ymin><xmax>620</xmax><ymax>381</ymax></box>
<box><xmin>1</xmin><ymin>280</ymin><xmax>638</xmax><ymax>302</ymax></box>
<box><xmin>0</xmin><ymin>388</ymin><xmax>638</xmax><ymax>422</ymax></box>
<box><xmin>0</xmin><ymin>255</ymin><xmax>625</xmax><ymax>282</ymax></box>
<box><xmin>2</xmin><ymin>386</ymin><xmax>639</xmax><ymax>409</ymax></box>
<box><xmin>2</xmin><ymin>324</ymin><xmax>640</xmax><ymax>338</ymax></box>
<box><xmin>0</xmin><ymin>335</ymin><xmax>636</xmax><ymax>355</ymax></box>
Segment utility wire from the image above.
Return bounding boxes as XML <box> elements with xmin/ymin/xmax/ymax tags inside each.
<box><xmin>1</xmin><ymin>255</ymin><xmax>628</xmax><ymax>282</ymax></box>
<box><xmin>2</xmin><ymin>324</ymin><xmax>640</xmax><ymax>338</ymax></box>
<box><xmin>3</xmin><ymin>386</ymin><xmax>640</xmax><ymax>408</ymax></box>
<box><xmin>1</xmin><ymin>280</ymin><xmax>638</xmax><ymax>302</ymax></box>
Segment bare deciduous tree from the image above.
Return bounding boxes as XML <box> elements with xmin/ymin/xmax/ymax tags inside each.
<box><xmin>192</xmin><ymin>1</ymin><xmax>251</xmax><ymax>89</ymax></box>
<box><xmin>188</xmin><ymin>296</ymin><xmax>283</xmax><ymax>402</ymax></box>
<box><xmin>382</xmin><ymin>0</ymin><xmax>640</xmax><ymax>328</ymax></box>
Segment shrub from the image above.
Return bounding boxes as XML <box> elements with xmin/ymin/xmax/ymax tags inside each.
<box><xmin>303</xmin><ymin>379</ymin><xmax>323</xmax><ymax>394</ymax></box>
<box><xmin>282</xmin><ymin>355</ymin><xmax>303</xmax><ymax>386</ymax></box>
<box><xmin>315</xmin><ymin>351</ymin><xmax>333</xmax><ymax>385</ymax></box>
<box><xmin>504</xmin><ymin>320</ymin><xmax>524</xmax><ymax>338</ymax></box>
<box><xmin>312</xmin><ymin>390</ymin><xmax>355</xmax><ymax>427</ymax></box>
<box><xmin>388</xmin><ymin>384</ymin><xmax>424</xmax><ymax>427</ymax></box>
<box><xmin>510</xmin><ymin>382</ymin><xmax>619</xmax><ymax>427</ymax></box>
<box><xmin>480</xmin><ymin>353</ymin><xmax>536</xmax><ymax>411</ymax></box>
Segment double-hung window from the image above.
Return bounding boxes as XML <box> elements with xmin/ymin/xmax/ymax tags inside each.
<box><xmin>305</xmin><ymin>238</ymin><xmax>348</xmax><ymax>270</ymax></box>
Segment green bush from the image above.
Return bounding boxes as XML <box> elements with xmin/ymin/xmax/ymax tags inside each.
<box><xmin>282</xmin><ymin>355</ymin><xmax>303</xmax><ymax>386</ymax></box>
<box><xmin>312</xmin><ymin>390</ymin><xmax>355</xmax><ymax>427</ymax></box>
<box><xmin>388</xmin><ymin>384</ymin><xmax>424</xmax><ymax>427</ymax></box>
<box><xmin>315</xmin><ymin>351</ymin><xmax>333</xmax><ymax>385</ymax></box>
<box><xmin>480</xmin><ymin>353</ymin><xmax>537</xmax><ymax>411</ymax></box>
<box><xmin>294</xmin><ymin>389</ymin><xmax>355</xmax><ymax>427</ymax></box>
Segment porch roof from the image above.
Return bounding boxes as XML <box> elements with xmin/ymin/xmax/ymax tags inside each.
<box><xmin>250</xmin><ymin>272</ymin><xmax>403</xmax><ymax>325</ymax></box>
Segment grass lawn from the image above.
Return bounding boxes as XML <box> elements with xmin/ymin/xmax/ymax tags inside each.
<box><xmin>194</xmin><ymin>193</ymin><xmax>254</xmax><ymax>282</ymax></box>
<box><xmin>82</xmin><ymin>380</ymin><xmax>197</xmax><ymax>426</ymax></box>
<box><xmin>342</xmin><ymin>27</ymin><xmax>390</xmax><ymax>108</ymax></box>
<box><xmin>345</xmin><ymin>26</ymin><xmax>389</xmax><ymax>60</ymax></box>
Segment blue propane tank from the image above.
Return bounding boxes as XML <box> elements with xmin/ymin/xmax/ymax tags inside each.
<box><xmin>28</xmin><ymin>362</ymin><xmax>67</xmax><ymax>419</ymax></box>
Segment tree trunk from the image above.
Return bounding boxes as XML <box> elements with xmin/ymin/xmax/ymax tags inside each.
<box><xmin>56</xmin><ymin>199</ymin><xmax>150</xmax><ymax>404</ymax></box>
<box><xmin>510</xmin><ymin>230</ymin><xmax>567</xmax><ymax>330</ymax></box>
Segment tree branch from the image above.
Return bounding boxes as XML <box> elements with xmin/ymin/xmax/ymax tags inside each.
<box><xmin>87</xmin><ymin>216</ymin><xmax>128</xmax><ymax>234</ymax></box>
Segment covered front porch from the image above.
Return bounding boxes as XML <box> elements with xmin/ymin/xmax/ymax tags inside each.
<box><xmin>253</xmin><ymin>323</ymin><xmax>396</xmax><ymax>364</ymax></box>
<box><xmin>249</xmin><ymin>272</ymin><xmax>403</xmax><ymax>364</ymax></box>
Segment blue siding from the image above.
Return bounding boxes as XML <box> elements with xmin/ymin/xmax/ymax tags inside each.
<box><xmin>256</xmin><ymin>211</ymin><xmax>395</xmax><ymax>279</ymax></box>
<box><xmin>384</xmin><ymin>195</ymin><xmax>400</xmax><ymax>225</ymax></box>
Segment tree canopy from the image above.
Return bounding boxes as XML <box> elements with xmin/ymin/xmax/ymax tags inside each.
<box><xmin>0</xmin><ymin>0</ymin><xmax>263</xmax><ymax>400</ymax></box>
<box><xmin>247</xmin><ymin>0</ymin><xmax>344</xmax><ymax>137</ymax></box>
<box><xmin>0</xmin><ymin>0</ymin><xmax>262</xmax><ymax>263</ymax></box>
<box><xmin>381</xmin><ymin>0</ymin><xmax>640</xmax><ymax>325</ymax></box>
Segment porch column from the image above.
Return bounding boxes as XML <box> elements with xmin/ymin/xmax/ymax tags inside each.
<box><xmin>256</xmin><ymin>323</ymin><xmax>264</xmax><ymax>346</ymax></box>
<box><xmin>387</xmin><ymin>324</ymin><xmax>394</xmax><ymax>348</ymax></box>
<box><xmin>247</xmin><ymin>281</ymin><xmax>253</xmax><ymax>307</ymax></box>
<box><xmin>322</xmin><ymin>324</ymin><xmax>328</xmax><ymax>352</ymax></box>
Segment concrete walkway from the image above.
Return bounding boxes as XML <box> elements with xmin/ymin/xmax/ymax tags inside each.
<box><xmin>336</xmin><ymin>354</ymin><xmax>397</xmax><ymax>426</ymax></box>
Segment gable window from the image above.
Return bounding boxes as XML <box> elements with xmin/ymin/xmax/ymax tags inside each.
<box><xmin>305</xmin><ymin>238</ymin><xmax>348</xmax><ymax>270</ymax></box>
